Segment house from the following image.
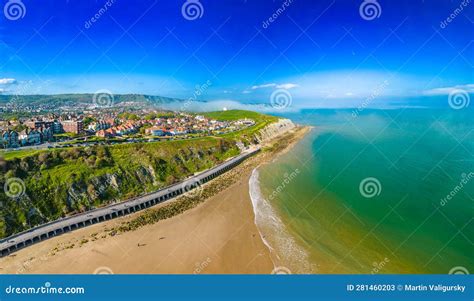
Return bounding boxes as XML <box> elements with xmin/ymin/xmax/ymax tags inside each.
<box><xmin>96</xmin><ymin>128</ymin><xmax>116</xmax><ymax>138</ymax></box>
<box><xmin>113</xmin><ymin>122</ymin><xmax>137</xmax><ymax>136</ymax></box>
<box><xmin>237</xmin><ymin>118</ymin><xmax>255</xmax><ymax>126</ymax></box>
<box><xmin>106</xmin><ymin>128</ymin><xmax>117</xmax><ymax>136</ymax></box>
<box><xmin>1</xmin><ymin>130</ymin><xmax>19</xmax><ymax>148</ymax></box>
<box><xmin>146</xmin><ymin>126</ymin><xmax>167</xmax><ymax>136</ymax></box>
<box><xmin>25</xmin><ymin>120</ymin><xmax>54</xmax><ymax>130</ymax></box>
<box><xmin>96</xmin><ymin>129</ymin><xmax>107</xmax><ymax>138</ymax></box>
<box><xmin>105</xmin><ymin>118</ymin><xmax>116</xmax><ymax>126</ymax></box>
<box><xmin>42</xmin><ymin>127</ymin><xmax>54</xmax><ymax>142</ymax></box>
<box><xmin>88</xmin><ymin>121</ymin><xmax>110</xmax><ymax>132</ymax></box>
<box><xmin>19</xmin><ymin>129</ymin><xmax>41</xmax><ymax>146</ymax></box>
<box><xmin>176</xmin><ymin>127</ymin><xmax>188</xmax><ymax>135</ymax></box>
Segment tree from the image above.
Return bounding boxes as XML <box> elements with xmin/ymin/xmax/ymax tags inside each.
<box><xmin>12</xmin><ymin>124</ymin><xmax>27</xmax><ymax>133</ymax></box>
<box><xmin>82</xmin><ymin>116</ymin><xmax>96</xmax><ymax>127</ymax></box>
<box><xmin>144</xmin><ymin>113</ymin><xmax>157</xmax><ymax>120</ymax></box>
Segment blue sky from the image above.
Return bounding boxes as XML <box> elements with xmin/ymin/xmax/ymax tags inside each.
<box><xmin>0</xmin><ymin>0</ymin><xmax>473</xmax><ymax>108</ymax></box>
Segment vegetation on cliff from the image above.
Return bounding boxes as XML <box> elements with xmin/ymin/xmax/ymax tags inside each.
<box><xmin>108</xmin><ymin>128</ymin><xmax>302</xmax><ymax>236</ymax></box>
<box><xmin>0</xmin><ymin>110</ymin><xmax>279</xmax><ymax>238</ymax></box>
<box><xmin>203</xmin><ymin>110</ymin><xmax>279</xmax><ymax>143</ymax></box>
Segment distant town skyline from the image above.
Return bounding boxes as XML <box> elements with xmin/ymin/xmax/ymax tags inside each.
<box><xmin>0</xmin><ymin>0</ymin><xmax>472</xmax><ymax>108</ymax></box>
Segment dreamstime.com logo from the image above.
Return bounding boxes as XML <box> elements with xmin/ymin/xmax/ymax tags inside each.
<box><xmin>262</xmin><ymin>0</ymin><xmax>294</xmax><ymax>29</ymax></box>
<box><xmin>4</xmin><ymin>177</ymin><xmax>26</xmax><ymax>199</ymax></box>
<box><xmin>181</xmin><ymin>0</ymin><xmax>204</xmax><ymax>21</ymax></box>
<box><xmin>448</xmin><ymin>89</ymin><xmax>470</xmax><ymax>110</ymax></box>
<box><xmin>3</xmin><ymin>0</ymin><xmax>26</xmax><ymax>21</ymax></box>
<box><xmin>180</xmin><ymin>80</ymin><xmax>212</xmax><ymax>112</ymax></box>
<box><xmin>193</xmin><ymin>257</ymin><xmax>211</xmax><ymax>274</ymax></box>
<box><xmin>449</xmin><ymin>266</ymin><xmax>469</xmax><ymax>275</ymax></box>
<box><xmin>270</xmin><ymin>89</ymin><xmax>292</xmax><ymax>110</ymax></box>
<box><xmin>5</xmin><ymin>282</ymin><xmax>85</xmax><ymax>295</ymax></box>
<box><xmin>271</xmin><ymin>266</ymin><xmax>292</xmax><ymax>275</ymax></box>
<box><xmin>84</xmin><ymin>0</ymin><xmax>116</xmax><ymax>29</ymax></box>
<box><xmin>93</xmin><ymin>266</ymin><xmax>114</xmax><ymax>274</ymax></box>
<box><xmin>93</xmin><ymin>89</ymin><xmax>114</xmax><ymax>108</ymax></box>
<box><xmin>440</xmin><ymin>0</ymin><xmax>471</xmax><ymax>29</ymax></box>
<box><xmin>440</xmin><ymin>172</ymin><xmax>474</xmax><ymax>207</ymax></box>
<box><xmin>359</xmin><ymin>0</ymin><xmax>381</xmax><ymax>21</ymax></box>
<box><xmin>359</xmin><ymin>177</ymin><xmax>382</xmax><ymax>198</ymax></box>
<box><xmin>17</xmin><ymin>255</ymin><xmax>49</xmax><ymax>274</ymax></box>
<box><xmin>371</xmin><ymin>257</ymin><xmax>390</xmax><ymax>274</ymax></box>
<box><xmin>351</xmin><ymin>80</ymin><xmax>389</xmax><ymax>118</ymax></box>
<box><xmin>268</xmin><ymin>169</ymin><xmax>300</xmax><ymax>200</ymax></box>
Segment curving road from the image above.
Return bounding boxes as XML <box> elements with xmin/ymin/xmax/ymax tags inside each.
<box><xmin>0</xmin><ymin>147</ymin><xmax>260</xmax><ymax>257</ymax></box>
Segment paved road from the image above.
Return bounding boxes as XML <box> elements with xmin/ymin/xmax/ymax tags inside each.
<box><xmin>0</xmin><ymin>147</ymin><xmax>260</xmax><ymax>257</ymax></box>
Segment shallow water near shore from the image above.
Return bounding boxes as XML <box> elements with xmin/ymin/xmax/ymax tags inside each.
<box><xmin>254</xmin><ymin>108</ymin><xmax>474</xmax><ymax>274</ymax></box>
<box><xmin>249</xmin><ymin>168</ymin><xmax>313</xmax><ymax>274</ymax></box>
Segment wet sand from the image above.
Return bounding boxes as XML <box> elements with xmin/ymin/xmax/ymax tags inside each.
<box><xmin>0</xmin><ymin>126</ymin><xmax>309</xmax><ymax>274</ymax></box>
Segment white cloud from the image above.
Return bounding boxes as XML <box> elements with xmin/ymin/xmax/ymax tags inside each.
<box><xmin>251</xmin><ymin>83</ymin><xmax>277</xmax><ymax>90</ymax></box>
<box><xmin>269</xmin><ymin>71</ymin><xmax>473</xmax><ymax>103</ymax></box>
<box><xmin>423</xmin><ymin>84</ymin><xmax>474</xmax><ymax>95</ymax></box>
<box><xmin>160</xmin><ymin>99</ymin><xmax>300</xmax><ymax>113</ymax></box>
<box><xmin>250</xmin><ymin>82</ymin><xmax>299</xmax><ymax>90</ymax></box>
<box><xmin>273</xmin><ymin>70</ymin><xmax>435</xmax><ymax>101</ymax></box>
<box><xmin>0</xmin><ymin>78</ymin><xmax>16</xmax><ymax>85</ymax></box>
<box><xmin>276</xmin><ymin>83</ymin><xmax>299</xmax><ymax>89</ymax></box>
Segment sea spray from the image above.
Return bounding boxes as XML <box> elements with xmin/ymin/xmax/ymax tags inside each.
<box><xmin>249</xmin><ymin>168</ymin><xmax>313</xmax><ymax>273</ymax></box>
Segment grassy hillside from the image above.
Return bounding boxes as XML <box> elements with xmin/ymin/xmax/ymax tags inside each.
<box><xmin>203</xmin><ymin>110</ymin><xmax>279</xmax><ymax>141</ymax></box>
<box><xmin>0</xmin><ymin>138</ymin><xmax>239</xmax><ymax>238</ymax></box>
<box><xmin>0</xmin><ymin>110</ymin><xmax>279</xmax><ymax>238</ymax></box>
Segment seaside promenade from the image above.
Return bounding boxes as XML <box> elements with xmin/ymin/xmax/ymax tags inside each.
<box><xmin>0</xmin><ymin>147</ymin><xmax>260</xmax><ymax>257</ymax></box>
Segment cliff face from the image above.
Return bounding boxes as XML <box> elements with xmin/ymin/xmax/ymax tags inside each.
<box><xmin>255</xmin><ymin>119</ymin><xmax>295</xmax><ymax>143</ymax></box>
<box><xmin>0</xmin><ymin>115</ymin><xmax>296</xmax><ymax>238</ymax></box>
<box><xmin>0</xmin><ymin>139</ymin><xmax>239</xmax><ymax>238</ymax></box>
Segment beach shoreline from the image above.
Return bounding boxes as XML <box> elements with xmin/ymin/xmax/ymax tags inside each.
<box><xmin>0</xmin><ymin>126</ymin><xmax>310</xmax><ymax>274</ymax></box>
<box><xmin>249</xmin><ymin>126</ymin><xmax>315</xmax><ymax>274</ymax></box>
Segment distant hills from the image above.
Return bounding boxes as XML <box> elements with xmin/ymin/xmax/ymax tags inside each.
<box><xmin>0</xmin><ymin>93</ymin><xmax>187</xmax><ymax>106</ymax></box>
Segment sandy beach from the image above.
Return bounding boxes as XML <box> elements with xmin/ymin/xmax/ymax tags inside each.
<box><xmin>0</xmin><ymin>126</ymin><xmax>309</xmax><ymax>274</ymax></box>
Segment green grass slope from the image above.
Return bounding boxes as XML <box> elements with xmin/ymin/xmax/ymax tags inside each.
<box><xmin>0</xmin><ymin>110</ymin><xmax>279</xmax><ymax>238</ymax></box>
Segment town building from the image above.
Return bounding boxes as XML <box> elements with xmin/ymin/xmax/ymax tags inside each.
<box><xmin>25</xmin><ymin>120</ymin><xmax>54</xmax><ymax>130</ymax></box>
<box><xmin>1</xmin><ymin>130</ymin><xmax>20</xmax><ymax>148</ymax></box>
<box><xmin>61</xmin><ymin>120</ymin><xmax>83</xmax><ymax>134</ymax></box>
<box><xmin>88</xmin><ymin>121</ymin><xmax>111</xmax><ymax>132</ymax></box>
<box><xmin>52</xmin><ymin>121</ymin><xmax>63</xmax><ymax>134</ymax></box>
<box><xmin>19</xmin><ymin>129</ymin><xmax>41</xmax><ymax>145</ymax></box>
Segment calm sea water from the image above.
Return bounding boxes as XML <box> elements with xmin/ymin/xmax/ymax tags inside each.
<box><xmin>254</xmin><ymin>108</ymin><xmax>473</xmax><ymax>274</ymax></box>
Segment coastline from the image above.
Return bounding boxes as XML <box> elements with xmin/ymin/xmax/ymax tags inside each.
<box><xmin>0</xmin><ymin>125</ymin><xmax>310</xmax><ymax>274</ymax></box>
<box><xmin>249</xmin><ymin>126</ymin><xmax>315</xmax><ymax>274</ymax></box>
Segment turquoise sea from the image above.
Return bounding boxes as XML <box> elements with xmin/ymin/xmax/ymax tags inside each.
<box><xmin>251</xmin><ymin>108</ymin><xmax>473</xmax><ymax>274</ymax></box>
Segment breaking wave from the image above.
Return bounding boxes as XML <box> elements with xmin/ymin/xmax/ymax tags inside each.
<box><xmin>249</xmin><ymin>168</ymin><xmax>313</xmax><ymax>273</ymax></box>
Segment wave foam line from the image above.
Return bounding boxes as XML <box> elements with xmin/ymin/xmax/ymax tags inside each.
<box><xmin>249</xmin><ymin>168</ymin><xmax>313</xmax><ymax>274</ymax></box>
